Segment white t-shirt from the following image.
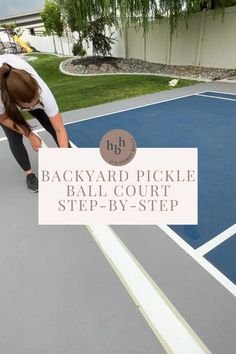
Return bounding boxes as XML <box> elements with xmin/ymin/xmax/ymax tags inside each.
<box><xmin>0</xmin><ymin>54</ymin><xmax>59</xmax><ymax>117</ymax></box>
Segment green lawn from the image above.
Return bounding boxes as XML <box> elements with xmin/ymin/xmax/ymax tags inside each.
<box><xmin>26</xmin><ymin>53</ymin><xmax>198</xmax><ymax>115</ymax></box>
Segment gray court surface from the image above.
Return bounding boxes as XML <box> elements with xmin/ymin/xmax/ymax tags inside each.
<box><xmin>0</xmin><ymin>81</ymin><xmax>236</xmax><ymax>354</ymax></box>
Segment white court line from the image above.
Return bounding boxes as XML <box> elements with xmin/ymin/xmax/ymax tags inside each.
<box><xmin>196</xmin><ymin>224</ymin><xmax>236</xmax><ymax>256</ymax></box>
<box><xmin>60</xmin><ymin>89</ymin><xmax>235</xmax><ymax>127</ymax></box>
<box><xmin>158</xmin><ymin>225</ymin><xmax>236</xmax><ymax>297</ymax></box>
<box><xmin>199</xmin><ymin>89</ymin><xmax>236</xmax><ymax>96</ymax></box>
<box><xmin>86</xmin><ymin>225</ymin><xmax>211</xmax><ymax>354</ymax></box>
<box><xmin>197</xmin><ymin>94</ymin><xmax>236</xmax><ymax>102</ymax></box>
<box><xmin>57</xmin><ymin>90</ymin><xmax>209</xmax><ymax>127</ymax></box>
<box><xmin>36</xmin><ymin>134</ymin><xmax>48</xmax><ymax>149</ymax></box>
<box><xmin>20</xmin><ymin>90</ymin><xmax>207</xmax><ymax>139</ymax></box>
<box><xmin>0</xmin><ymin>90</ymin><xmax>205</xmax><ymax>143</ymax></box>
<box><xmin>1</xmin><ymin>89</ymin><xmax>236</xmax><ymax>142</ymax></box>
<box><xmin>34</xmin><ymin>132</ymin><xmax>48</xmax><ymax>149</ymax></box>
<box><xmin>31</xmin><ymin>130</ymin><xmax>236</xmax><ymax>298</ymax></box>
<box><xmin>38</xmin><ymin>136</ymin><xmax>210</xmax><ymax>353</ymax></box>
<box><xmin>1</xmin><ymin>89</ymin><xmax>233</xmax><ymax>143</ymax></box>
<box><xmin>66</xmin><ymin>127</ymin><xmax>210</xmax><ymax>353</ymax></box>
<box><xmin>2</xmin><ymin>92</ymin><xmax>235</xmax><ymax>294</ymax></box>
<box><xmin>68</xmin><ymin>140</ymin><xmax>78</xmax><ymax>148</ymax></box>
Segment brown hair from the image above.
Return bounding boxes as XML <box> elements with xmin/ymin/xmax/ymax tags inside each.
<box><xmin>0</xmin><ymin>63</ymin><xmax>40</xmax><ymax>137</ymax></box>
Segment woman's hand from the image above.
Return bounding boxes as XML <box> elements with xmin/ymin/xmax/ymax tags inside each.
<box><xmin>49</xmin><ymin>112</ymin><xmax>70</xmax><ymax>147</ymax></box>
<box><xmin>28</xmin><ymin>132</ymin><xmax>42</xmax><ymax>152</ymax></box>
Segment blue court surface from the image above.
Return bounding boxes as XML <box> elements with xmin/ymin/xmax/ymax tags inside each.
<box><xmin>65</xmin><ymin>91</ymin><xmax>236</xmax><ymax>285</ymax></box>
<box><xmin>205</xmin><ymin>234</ymin><xmax>236</xmax><ymax>283</ymax></box>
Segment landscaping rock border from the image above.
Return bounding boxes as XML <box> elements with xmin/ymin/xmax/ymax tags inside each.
<box><xmin>60</xmin><ymin>56</ymin><xmax>236</xmax><ymax>81</ymax></box>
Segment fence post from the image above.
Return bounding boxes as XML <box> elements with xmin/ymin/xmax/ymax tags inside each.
<box><xmin>60</xmin><ymin>36</ymin><xmax>64</xmax><ymax>55</ymax></box>
<box><xmin>66</xmin><ymin>29</ymin><xmax>71</xmax><ymax>56</ymax></box>
<box><xmin>167</xmin><ymin>30</ymin><xmax>173</xmax><ymax>65</ymax></box>
<box><xmin>52</xmin><ymin>34</ymin><xmax>57</xmax><ymax>54</ymax></box>
<box><xmin>143</xmin><ymin>29</ymin><xmax>146</xmax><ymax>61</ymax></box>
<box><xmin>122</xmin><ymin>25</ymin><xmax>127</xmax><ymax>59</ymax></box>
<box><xmin>195</xmin><ymin>9</ymin><xmax>206</xmax><ymax>66</ymax></box>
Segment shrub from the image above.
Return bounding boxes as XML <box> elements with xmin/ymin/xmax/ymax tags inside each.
<box><xmin>72</xmin><ymin>41</ymin><xmax>87</xmax><ymax>56</ymax></box>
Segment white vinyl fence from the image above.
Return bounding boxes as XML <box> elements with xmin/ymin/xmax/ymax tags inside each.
<box><xmin>125</xmin><ymin>5</ymin><xmax>236</xmax><ymax>69</ymax></box>
<box><xmin>20</xmin><ymin>26</ymin><xmax>124</xmax><ymax>58</ymax></box>
<box><xmin>20</xmin><ymin>5</ymin><xmax>236</xmax><ymax>68</ymax></box>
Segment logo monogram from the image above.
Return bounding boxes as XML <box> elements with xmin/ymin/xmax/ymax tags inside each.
<box><xmin>106</xmin><ymin>136</ymin><xmax>126</xmax><ymax>155</ymax></box>
<box><xmin>100</xmin><ymin>129</ymin><xmax>137</xmax><ymax>166</ymax></box>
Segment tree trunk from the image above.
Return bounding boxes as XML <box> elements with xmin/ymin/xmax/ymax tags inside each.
<box><xmin>210</xmin><ymin>0</ymin><xmax>216</xmax><ymax>9</ymax></box>
<box><xmin>66</xmin><ymin>29</ymin><xmax>71</xmax><ymax>56</ymax></box>
<box><xmin>60</xmin><ymin>36</ymin><xmax>64</xmax><ymax>55</ymax></box>
<box><xmin>52</xmin><ymin>34</ymin><xmax>57</xmax><ymax>54</ymax></box>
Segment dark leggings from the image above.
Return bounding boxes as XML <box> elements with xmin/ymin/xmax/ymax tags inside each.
<box><xmin>0</xmin><ymin>109</ymin><xmax>71</xmax><ymax>172</ymax></box>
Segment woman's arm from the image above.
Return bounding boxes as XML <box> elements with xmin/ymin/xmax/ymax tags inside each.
<box><xmin>0</xmin><ymin>113</ymin><xmax>42</xmax><ymax>151</ymax></box>
<box><xmin>0</xmin><ymin>113</ymin><xmax>27</xmax><ymax>135</ymax></box>
<box><xmin>49</xmin><ymin>112</ymin><xmax>70</xmax><ymax>148</ymax></box>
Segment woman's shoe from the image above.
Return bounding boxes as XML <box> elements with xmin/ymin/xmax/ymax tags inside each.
<box><xmin>26</xmin><ymin>173</ymin><xmax>38</xmax><ymax>193</ymax></box>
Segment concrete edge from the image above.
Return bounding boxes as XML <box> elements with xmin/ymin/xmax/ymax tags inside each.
<box><xmin>59</xmin><ymin>58</ymin><xmax>210</xmax><ymax>82</ymax></box>
<box><xmin>22</xmin><ymin>53</ymin><xmax>235</xmax><ymax>83</ymax></box>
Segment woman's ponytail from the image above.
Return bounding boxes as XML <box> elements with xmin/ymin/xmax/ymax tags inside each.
<box><xmin>0</xmin><ymin>63</ymin><xmax>33</xmax><ymax>137</ymax></box>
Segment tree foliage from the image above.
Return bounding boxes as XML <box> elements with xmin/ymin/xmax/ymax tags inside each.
<box><xmin>42</xmin><ymin>0</ymin><xmax>236</xmax><ymax>57</ymax></box>
<box><xmin>57</xmin><ymin>0</ymin><xmax>236</xmax><ymax>35</ymax></box>
<box><xmin>41</xmin><ymin>0</ymin><xmax>64</xmax><ymax>37</ymax></box>
<box><xmin>72</xmin><ymin>41</ymin><xmax>87</xmax><ymax>56</ymax></box>
<box><xmin>0</xmin><ymin>23</ymin><xmax>16</xmax><ymax>30</ymax></box>
<box><xmin>82</xmin><ymin>17</ymin><xmax>116</xmax><ymax>56</ymax></box>
<box><xmin>72</xmin><ymin>17</ymin><xmax>115</xmax><ymax>57</ymax></box>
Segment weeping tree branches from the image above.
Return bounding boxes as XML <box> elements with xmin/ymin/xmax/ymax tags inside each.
<box><xmin>58</xmin><ymin>0</ymin><xmax>159</xmax><ymax>35</ymax></box>
<box><xmin>41</xmin><ymin>0</ymin><xmax>236</xmax><ymax>57</ymax></box>
<box><xmin>57</xmin><ymin>0</ymin><xmax>236</xmax><ymax>35</ymax></box>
